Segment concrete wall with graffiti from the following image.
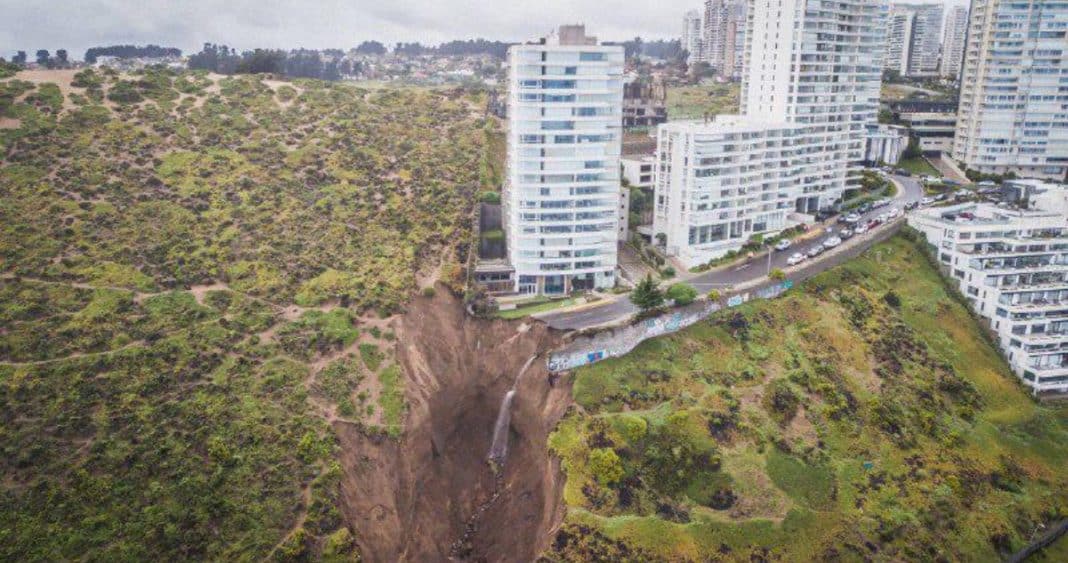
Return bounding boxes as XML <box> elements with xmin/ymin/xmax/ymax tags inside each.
<box><xmin>547</xmin><ymin>280</ymin><xmax>794</xmax><ymax>372</ymax></box>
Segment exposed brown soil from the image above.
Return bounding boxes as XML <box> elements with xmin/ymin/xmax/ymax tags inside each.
<box><xmin>334</xmin><ymin>288</ymin><xmax>571</xmax><ymax>562</ymax></box>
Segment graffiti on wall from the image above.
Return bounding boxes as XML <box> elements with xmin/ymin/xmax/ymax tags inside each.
<box><xmin>547</xmin><ymin>279</ymin><xmax>794</xmax><ymax>372</ymax></box>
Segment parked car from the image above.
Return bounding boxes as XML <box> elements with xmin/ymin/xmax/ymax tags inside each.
<box><xmin>854</xmin><ymin>223</ymin><xmax>869</xmax><ymax>235</ymax></box>
<box><xmin>815</xmin><ymin>209</ymin><xmax>836</xmax><ymax>221</ymax></box>
<box><xmin>844</xmin><ymin>213</ymin><xmax>861</xmax><ymax>224</ymax></box>
<box><xmin>787</xmin><ymin>252</ymin><xmax>806</xmax><ymax>266</ymax></box>
<box><xmin>877</xmin><ymin>212</ymin><xmax>890</xmax><ymax>223</ymax></box>
<box><xmin>839</xmin><ymin>228</ymin><xmax>853</xmax><ymax>239</ymax></box>
<box><xmin>921</xmin><ymin>197</ymin><xmax>935</xmax><ymax>206</ymax></box>
<box><xmin>774</xmin><ymin>239</ymin><xmax>792</xmax><ymax>251</ymax></box>
<box><xmin>905</xmin><ymin>201</ymin><xmax>919</xmax><ymax>211</ymax></box>
<box><xmin>823</xmin><ymin>236</ymin><xmax>842</xmax><ymax>249</ymax></box>
<box><xmin>887</xmin><ymin>208</ymin><xmax>900</xmax><ymax>219</ymax></box>
<box><xmin>867</xmin><ymin>218</ymin><xmax>881</xmax><ymax>229</ymax></box>
<box><xmin>807</xmin><ymin>246</ymin><xmax>824</xmax><ymax>258</ymax></box>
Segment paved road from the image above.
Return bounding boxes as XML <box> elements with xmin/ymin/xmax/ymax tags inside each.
<box><xmin>537</xmin><ymin>175</ymin><xmax>925</xmax><ymax>330</ymax></box>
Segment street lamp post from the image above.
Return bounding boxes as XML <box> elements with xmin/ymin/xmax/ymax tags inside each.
<box><xmin>766</xmin><ymin>243</ymin><xmax>773</xmax><ymax>277</ymax></box>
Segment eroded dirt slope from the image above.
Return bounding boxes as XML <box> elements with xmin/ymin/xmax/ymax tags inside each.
<box><xmin>334</xmin><ymin>289</ymin><xmax>571</xmax><ymax>562</ymax></box>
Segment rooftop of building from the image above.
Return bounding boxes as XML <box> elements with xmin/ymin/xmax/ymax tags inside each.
<box><xmin>916</xmin><ymin>181</ymin><xmax>1068</xmax><ymax>226</ymax></box>
<box><xmin>658</xmin><ymin>115</ymin><xmax>793</xmax><ymax>135</ymax></box>
<box><xmin>516</xmin><ymin>24</ymin><xmax>601</xmax><ymax>47</ymax></box>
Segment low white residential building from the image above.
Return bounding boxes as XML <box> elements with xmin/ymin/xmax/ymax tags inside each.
<box><xmin>908</xmin><ymin>180</ymin><xmax>1068</xmax><ymax>394</ymax></box>
<box><xmin>864</xmin><ymin>124</ymin><xmax>909</xmax><ymax>166</ymax></box>
<box><xmin>653</xmin><ymin>117</ymin><xmax>848</xmax><ymax>268</ymax></box>
<box><xmin>621</xmin><ymin>156</ymin><xmax>655</xmax><ymax>190</ymax></box>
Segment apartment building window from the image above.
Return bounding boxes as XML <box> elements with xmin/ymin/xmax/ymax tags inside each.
<box><xmin>579</xmin><ymin>52</ymin><xmax>606</xmax><ymax>61</ymax></box>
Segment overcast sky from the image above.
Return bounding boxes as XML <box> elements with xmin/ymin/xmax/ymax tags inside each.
<box><xmin>2</xmin><ymin>0</ymin><xmax>970</xmax><ymax>60</ymax></box>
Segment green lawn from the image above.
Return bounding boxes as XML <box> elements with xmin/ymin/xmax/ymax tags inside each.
<box><xmin>496</xmin><ymin>297</ymin><xmax>580</xmax><ymax>320</ymax></box>
<box><xmin>898</xmin><ymin>156</ymin><xmax>941</xmax><ymax>177</ymax></box>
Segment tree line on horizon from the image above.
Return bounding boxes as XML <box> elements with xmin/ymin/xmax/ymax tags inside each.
<box><xmin>3</xmin><ymin>37</ymin><xmax>684</xmax><ymax>78</ymax></box>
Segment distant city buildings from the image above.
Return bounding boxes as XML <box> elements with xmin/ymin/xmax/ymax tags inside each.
<box><xmin>504</xmin><ymin>25</ymin><xmax>625</xmax><ymax>295</ymax></box>
<box><xmin>907</xmin><ymin>4</ymin><xmax>944</xmax><ymax>77</ymax></box>
<box><xmin>882</xmin><ymin>3</ymin><xmax>944</xmax><ymax>77</ymax></box>
<box><xmin>953</xmin><ymin>0</ymin><xmax>1068</xmax><ymax>180</ymax></box>
<box><xmin>702</xmin><ymin>0</ymin><xmax>747</xmax><ymax>78</ymax></box>
<box><xmin>908</xmin><ymin>180</ymin><xmax>1068</xmax><ymax>395</ymax></box>
<box><xmin>884</xmin><ymin>6</ymin><xmax>916</xmax><ymax>76</ymax></box>
<box><xmin>656</xmin><ymin>0</ymin><xmax>884</xmax><ymax>266</ymax></box>
<box><xmin>679</xmin><ymin>0</ymin><xmax>747</xmax><ymax>78</ymax></box>
<box><xmin>681</xmin><ymin>10</ymin><xmax>704</xmax><ymax>63</ymax></box>
<box><xmin>941</xmin><ymin>6</ymin><xmax>969</xmax><ymax>81</ymax></box>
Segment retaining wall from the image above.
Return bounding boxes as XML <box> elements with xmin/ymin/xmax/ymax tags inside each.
<box><xmin>547</xmin><ymin>220</ymin><xmax>904</xmax><ymax>372</ymax></box>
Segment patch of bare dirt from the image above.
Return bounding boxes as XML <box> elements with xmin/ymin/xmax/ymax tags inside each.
<box><xmin>189</xmin><ymin>282</ymin><xmax>228</xmax><ymax>305</ymax></box>
<box><xmin>12</xmin><ymin>69</ymin><xmax>79</xmax><ymax>112</ymax></box>
<box><xmin>334</xmin><ymin>287</ymin><xmax>570</xmax><ymax>562</ymax></box>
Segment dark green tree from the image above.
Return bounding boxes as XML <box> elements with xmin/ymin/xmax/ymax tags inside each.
<box><xmin>630</xmin><ymin>275</ymin><xmax>664</xmax><ymax>312</ymax></box>
<box><xmin>355</xmin><ymin>41</ymin><xmax>386</xmax><ymax>55</ymax></box>
<box><xmin>903</xmin><ymin>136</ymin><xmax>923</xmax><ymax>160</ymax></box>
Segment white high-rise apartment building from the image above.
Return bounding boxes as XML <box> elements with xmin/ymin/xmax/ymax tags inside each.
<box><xmin>941</xmin><ymin>6</ymin><xmax>969</xmax><ymax>80</ymax></box>
<box><xmin>653</xmin><ymin>0</ymin><xmax>884</xmax><ymax>266</ymax></box>
<box><xmin>908</xmin><ymin>180</ymin><xmax>1068</xmax><ymax>394</ymax></box>
<box><xmin>682</xmin><ymin>10</ymin><xmax>704</xmax><ymax>63</ymax></box>
<box><xmin>884</xmin><ymin>6</ymin><xmax>916</xmax><ymax>75</ymax></box>
<box><xmin>953</xmin><ymin>0</ymin><xmax>1068</xmax><ymax>181</ymax></box>
<box><xmin>906</xmin><ymin>3</ymin><xmax>944</xmax><ymax>77</ymax></box>
<box><xmin>505</xmin><ymin>25</ymin><xmax>624</xmax><ymax>296</ymax></box>
<box><xmin>741</xmin><ymin>0</ymin><xmax>882</xmax><ymax>166</ymax></box>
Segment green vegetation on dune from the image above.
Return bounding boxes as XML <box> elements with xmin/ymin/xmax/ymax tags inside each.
<box><xmin>0</xmin><ymin>283</ymin><xmax>338</xmax><ymax>561</ymax></box>
<box><xmin>0</xmin><ymin>67</ymin><xmax>491</xmax><ymax>559</ymax></box>
<box><xmin>548</xmin><ymin>233</ymin><xmax>1068</xmax><ymax>561</ymax></box>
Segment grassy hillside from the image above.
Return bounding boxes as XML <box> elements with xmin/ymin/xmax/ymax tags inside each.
<box><xmin>0</xmin><ymin>68</ymin><xmax>490</xmax><ymax>559</ymax></box>
<box><xmin>548</xmin><ymin>233</ymin><xmax>1068</xmax><ymax>561</ymax></box>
